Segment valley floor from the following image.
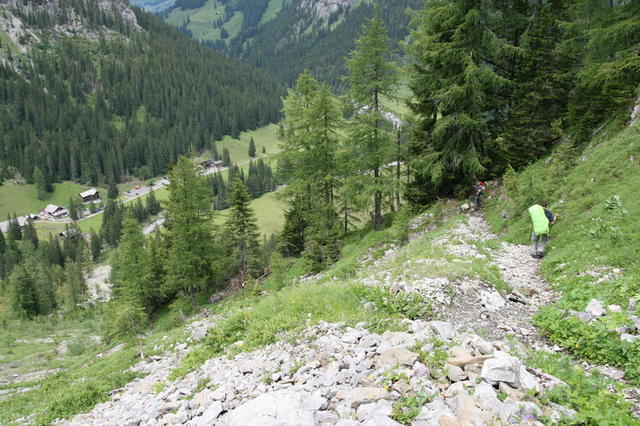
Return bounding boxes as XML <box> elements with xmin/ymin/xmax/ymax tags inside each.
<box><xmin>51</xmin><ymin>209</ymin><xmax>639</xmax><ymax>425</ymax></box>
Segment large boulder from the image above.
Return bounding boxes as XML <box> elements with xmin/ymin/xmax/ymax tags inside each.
<box><xmin>378</xmin><ymin>348</ymin><xmax>419</xmax><ymax>367</ymax></box>
<box><xmin>377</xmin><ymin>332</ymin><xmax>417</xmax><ymax>353</ymax></box>
<box><xmin>220</xmin><ymin>389</ymin><xmax>324</xmax><ymax>426</ymax></box>
<box><xmin>480</xmin><ymin>352</ymin><xmax>521</xmax><ymax>388</ymax></box>
<box><xmin>429</xmin><ymin>321</ymin><xmax>456</xmax><ymax>340</ymax></box>
<box><xmin>585</xmin><ymin>299</ymin><xmax>605</xmax><ymax>317</ymax></box>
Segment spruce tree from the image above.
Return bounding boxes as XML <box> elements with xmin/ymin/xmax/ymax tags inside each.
<box><xmin>8</xmin><ymin>263</ymin><xmax>38</xmax><ymax>318</ymax></box>
<box><xmin>22</xmin><ymin>221</ymin><xmax>39</xmax><ymax>248</ymax></box>
<box><xmin>107</xmin><ymin>175</ymin><xmax>119</xmax><ymax>200</ymax></box>
<box><xmin>501</xmin><ymin>2</ymin><xmax>572</xmax><ymax>169</ymax></box>
<box><xmin>407</xmin><ymin>0</ymin><xmax>514</xmax><ymax>199</ymax></box>
<box><xmin>279</xmin><ymin>199</ymin><xmax>307</xmax><ymax>257</ymax></box>
<box><xmin>212</xmin><ymin>141</ymin><xmax>220</xmax><ymax>161</ymax></box>
<box><xmin>0</xmin><ymin>228</ymin><xmax>5</xmax><ymax>254</ymax></box>
<box><xmin>145</xmin><ymin>190</ymin><xmax>161</xmax><ymax>216</ymax></box>
<box><xmin>567</xmin><ymin>0</ymin><xmax>640</xmax><ymax>139</ymax></box>
<box><xmin>344</xmin><ymin>8</ymin><xmax>398</xmax><ymax>229</ymax></box>
<box><xmin>164</xmin><ymin>155</ymin><xmax>219</xmax><ymax>302</ymax></box>
<box><xmin>8</xmin><ymin>214</ymin><xmax>22</xmax><ymax>241</ymax></box>
<box><xmin>69</xmin><ymin>196</ymin><xmax>79</xmax><ymax>220</ymax></box>
<box><xmin>225</xmin><ymin>177</ymin><xmax>261</xmax><ymax>277</ymax></box>
<box><xmin>34</xmin><ymin>166</ymin><xmax>47</xmax><ymax>200</ymax></box>
<box><xmin>248</xmin><ymin>137</ymin><xmax>256</xmax><ymax>158</ymax></box>
<box><xmin>222</xmin><ymin>147</ymin><xmax>232</xmax><ymax>166</ymax></box>
<box><xmin>303</xmin><ymin>206</ymin><xmax>341</xmax><ymax>273</ymax></box>
<box><xmin>90</xmin><ymin>229</ymin><xmax>102</xmax><ymax>261</ymax></box>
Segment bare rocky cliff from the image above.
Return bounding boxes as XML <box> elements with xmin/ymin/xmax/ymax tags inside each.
<box><xmin>0</xmin><ymin>0</ymin><xmax>139</xmax><ymax>55</ymax></box>
<box><xmin>299</xmin><ymin>0</ymin><xmax>358</xmax><ymax>19</ymax></box>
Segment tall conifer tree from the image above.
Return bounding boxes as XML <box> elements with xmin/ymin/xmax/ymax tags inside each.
<box><xmin>164</xmin><ymin>155</ymin><xmax>219</xmax><ymax>302</ymax></box>
<box><xmin>344</xmin><ymin>7</ymin><xmax>398</xmax><ymax>228</ymax></box>
<box><xmin>407</xmin><ymin>0</ymin><xmax>514</xmax><ymax>199</ymax></box>
<box><xmin>225</xmin><ymin>177</ymin><xmax>260</xmax><ymax>277</ymax></box>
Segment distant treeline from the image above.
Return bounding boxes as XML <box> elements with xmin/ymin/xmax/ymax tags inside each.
<box><xmin>206</xmin><ymin>158</ymin><xmax>278</xmax><ymax>210</ymax></box>
<box><xmin>0</xmin><ymin>1</ymin><xmax>282</xmax><ymax>186</ymax></box>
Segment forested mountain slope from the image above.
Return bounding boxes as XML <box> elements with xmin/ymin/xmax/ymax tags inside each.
<box><xmin>137</xmin><ymin>0</ymin><xmax>422</xmax><ymax>86</ymax></box>
<box><xmin>0</xmin><ymin>0</ymin><xmax>281</xmax><ymax>185</ymax></box>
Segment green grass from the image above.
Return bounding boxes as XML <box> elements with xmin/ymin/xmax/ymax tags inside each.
<box><xmin>485</xmin><ymin>122</ymin><xmax>640</xmax><ymax>382</ymax></box>
<box><xmin>166</xmin><ymin>0</ymin><xmax>225</xmax><ymax>42</ymax></box>
<box><xmin>526</xmin><ymin>350</ymin><xmax>639</xmax><ymax>425</ymax></box>
<box><xmin>214</xmin><ymin>190</ymin><xmax>287</xmax><ymax>237</ymax></box>
<box><xmin>0</xmin><ymin>182</ymin><xmax>87</xmax><ymax>219</ymax></box>
<box><xmin>0</xmin><ymin>308</ymin><xmax>187</xmax><ymax>424</ymax></box>
<box><xmin>260</xmin><ymin>0</ymin><xmax>284</xmax><ymax>24</ymax></box>
<box><xmin>213</xmin><ymin>124</ymin><xmax>281</xmax><ymax>165</ymax></box>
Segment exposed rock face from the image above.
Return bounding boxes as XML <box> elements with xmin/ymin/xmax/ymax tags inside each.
<box><xmin>299</xmin><ymin>0</ymin><xmax>358</xmax><ymax>18</ymax></box>
<box><xmin>0</xmin><ymin>0</ymin><xmax>140</xmax><ymax>55</ymax></box>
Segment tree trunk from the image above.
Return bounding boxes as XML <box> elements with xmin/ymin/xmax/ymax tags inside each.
<box><xmin>396</xmin><ymin>125</ymin><xmax>401</xmax><ymax>211</ymax></box>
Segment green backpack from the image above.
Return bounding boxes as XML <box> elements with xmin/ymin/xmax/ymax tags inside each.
<box><xmin>528</xmin><ymin>204</ymin><xmax>550</xmax><ymax>235</ymax></box>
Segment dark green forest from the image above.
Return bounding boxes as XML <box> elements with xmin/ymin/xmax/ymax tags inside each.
<box><xmin>208</xmin><ymin>0</ymin><xmax>422</xmax><ymax>87</ymax></box>
<box><xmin>0</xmin><ymin>0</ymin><xmax>282</xmax><ymax>186</ymax></box>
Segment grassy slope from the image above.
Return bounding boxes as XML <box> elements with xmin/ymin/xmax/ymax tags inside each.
<box><xmin>260</xmin><ymin>0</ymin><xmax>284</xmax><ymax>24</ymax></box>
<box><xmin>2</xmin><ymin>201</ymin><xmax>634</xmax><ymax>423</ymax></box>
<box><xmin>166</xmin><ymin>0</ymin><xmax>224</xmax><ymax>41</ymax></box>
<box><xmin>0</xmin><ymin>182</ymin><xmax>87</xmax><ymax>219</ymax></box>
<box><xmin>0</xmin><ymin>309</ymin><xmax>188</xmax><ymax>424</ymax></box>
<box><xmin>165</xmin><ymin>0</ymin><xmax>244</xmax><ymax>42</ymax></box>
<box><xmin>214</xmin><ymin>123</ymin><xmax>281</xmax><ymax>164</ymax></box>
<box><xmin>214</xmin><ymin>190</ymin><xmax>287</xmax><ymax>237</ymax></box>
<box><xmin>485</xmin><ymin>122</ymin><xmax>640</xmax><ymax>381</ymax></box>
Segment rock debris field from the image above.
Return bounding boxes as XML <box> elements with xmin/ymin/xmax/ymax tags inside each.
<box><xmin>57</xmin><ymin>213</ymin><xmax>635</xmax><ymax>425</ymax></box>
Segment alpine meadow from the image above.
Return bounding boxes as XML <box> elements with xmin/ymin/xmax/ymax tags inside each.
<box><xmin>1</xmin><ymin>0</ymin><xmax>640</xmax><ymax>425</ymax></box>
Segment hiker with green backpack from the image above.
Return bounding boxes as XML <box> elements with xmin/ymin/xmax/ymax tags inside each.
<box><xmin>528</xmin><ymin>201</ymin><xmax>557</xmax><ymax>259</ymax></box>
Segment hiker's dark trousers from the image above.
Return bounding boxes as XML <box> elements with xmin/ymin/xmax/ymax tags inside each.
<box><xmin>473</xmin><ymin>194</ymin><xmax>482</xmax><ymax>210</ymax></box>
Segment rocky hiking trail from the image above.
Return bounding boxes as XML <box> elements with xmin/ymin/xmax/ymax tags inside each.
<box><xmin>58</xmin><ymin>212</ymin><xmax>638</xmax><ymax>425</ymax></box>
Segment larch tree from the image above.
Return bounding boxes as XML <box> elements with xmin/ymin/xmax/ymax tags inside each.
<box><xmin>344</xmin><ymin>7</ymin><xmax>398</xmax><ymax>229</ymax></box>
<box><xmin>281</xmin><ymin>71</ymin><xmax>343</xmax><ymax>207</ymax></box>
<box><xmin>111</xmin><ymin>213</ymin><xmax>151</xmax><ymax>313</ymax></box>
<box><xmin>164</xmin><ymin>155</ymin><xmax>219</xmax><ymax>303</ymax></box>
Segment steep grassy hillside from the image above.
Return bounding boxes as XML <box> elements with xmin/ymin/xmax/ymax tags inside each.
<box><xmin>485</xmin><ymin>120</ymin><xmax>640</xmax><ymax>381</ymax></box>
